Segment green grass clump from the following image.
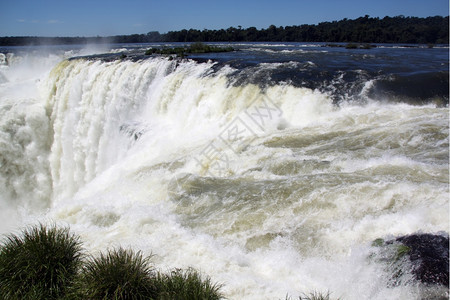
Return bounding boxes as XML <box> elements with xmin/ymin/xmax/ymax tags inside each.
<box><xmin>72</xmin><ymin>247</ymin><xmax>157</xmax><ymax>299</ymax></box>
<box><xmin>155</xmin><ymin>267</ymin><xmax>223</xmax><ymax>300</ymax></box>
<box><xmin>73</xmin><ymin>249</ymin><xmax>224</xmax><ymax>300</ymax></box>
<box><xmin>0</xmin><ymin>224</ymin><xmax>83</xmax><ymax>299</ymax></box>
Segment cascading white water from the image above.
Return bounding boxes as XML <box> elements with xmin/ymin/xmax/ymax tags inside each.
<box><xmin>43</xmin><ymin>57</ymin><xmax>334</xmax><ymax>202</ymax></box>
<box><xmin>0</xmin><ymin>49</ymin><xmax>448</xmax><ymax>299</ymax></box>
<box><xmin>0</xmin><ymin>51</ymin><xmax>63</xmax><ymax>231</ymax></box>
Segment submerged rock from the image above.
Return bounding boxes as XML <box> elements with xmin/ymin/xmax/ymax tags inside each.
<box><xmin>373</xmin><ymin>233</ymin><xmax>449</xmax><ymax>287</ymax></box>
<box><xmin>119</xmin><ymin>122</ymin><xmax>146</xmax><ymax>141</ymax></box>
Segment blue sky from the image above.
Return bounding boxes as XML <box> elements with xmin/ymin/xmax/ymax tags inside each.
<box><xmin>1</xmin><ymin>0</ymin><xmax>448</xmax><ymax>37</ymax></box>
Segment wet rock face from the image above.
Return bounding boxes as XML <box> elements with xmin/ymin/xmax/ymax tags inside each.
<box><xmin>394</xmin><ymin>233</ymin><xmax>449</xmax><ymax>287</ymax></box>
<box><xmin>373</xmin><ymin>233</ymin><xmax>449</xmax><ymax>288</ymax></box>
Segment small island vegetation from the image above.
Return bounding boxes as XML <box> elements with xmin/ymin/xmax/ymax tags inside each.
<box><xmin>144</xmin><ymin>42</ymin><xmax>234</xmax><ymax>58</ymax></box>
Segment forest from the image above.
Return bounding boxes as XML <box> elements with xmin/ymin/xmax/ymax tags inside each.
<box><xmin>0</xmin><ymin>15</ymin><xmax>448</xmax><ymax>46</ymax></box>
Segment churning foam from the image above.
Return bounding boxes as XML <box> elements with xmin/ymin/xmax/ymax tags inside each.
<box><xmin>42</xmin><ymin>57</ymin><xmax>335</xmax><ymax>202</ymax></box>
<box><xmin>0</xmin><ymin>53</ymin><xmax>448</xmax><ymax>299</ymax></box>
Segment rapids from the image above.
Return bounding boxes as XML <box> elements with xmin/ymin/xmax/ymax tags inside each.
<box><xmin>0</xmin><ymin>43</ymin><xmax>448</xmax><ymax>299</ymax></box>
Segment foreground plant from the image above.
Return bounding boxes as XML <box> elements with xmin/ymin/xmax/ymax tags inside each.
<box><xmin>0</xmin><ymin>223</ymin><xmax>83</xmax><ymax>299</ymax></box>
<box><xmin>155</xmin><ymin>267</ymin><xmax>224</xmax><ymax>300</ymax></box>
<box><xmin>0</xmin><ymin>224</ymin><xmax>225</xmax><ymax>299</ymax></box>
<box><xmin>286</xmin><ymin>291</ymin><xmax>339</xmax><ymax>300</ymax></box>
<box><xmin>72</xmin><ymin>247</ymin><xmax>158</xmax><ymax>299</ymax></box>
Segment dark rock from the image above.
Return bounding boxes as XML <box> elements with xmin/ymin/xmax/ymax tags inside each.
<box><xmin>394</xmin><ymin>233</ymin><xmax>449</xmax><ymax>286</ymax></box>
<box><xmin>119</xmin><ymin>122</ymin><xmax>145</xmax><ymax>141</ymax></box>
<box><xmin>373</xmin><ymin>233</ymin><xmax>449</xmax><ymax>287</ymax></box>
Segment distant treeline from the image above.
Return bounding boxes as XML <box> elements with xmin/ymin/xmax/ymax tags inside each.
<box><xmin>1</xmin><ymin>15</ymin><xmax>448</xmax><ymax>46</ymax></box>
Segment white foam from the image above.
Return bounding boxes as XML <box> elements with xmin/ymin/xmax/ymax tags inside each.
<box><xmin>0</xmin><ymin>52</ymin><xmax>448</xmax><ymax>299</ymax></box>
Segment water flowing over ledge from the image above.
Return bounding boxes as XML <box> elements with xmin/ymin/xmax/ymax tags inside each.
<box><xmin>0</xmin><ymin>44</ymin><xmax>448</xmax><ymax>299</ymax></box>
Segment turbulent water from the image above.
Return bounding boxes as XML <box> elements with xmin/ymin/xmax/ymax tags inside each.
<box><xmin>0</xmin><ymin>42</ymin><xmax>448</xmax><ymax>299</ymax></box>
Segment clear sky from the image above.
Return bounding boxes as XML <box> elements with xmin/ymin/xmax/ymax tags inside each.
<box><xmin>1</xmin><ymin>0</ymin><xmax>448</xmax><ymax>37</ymax></box>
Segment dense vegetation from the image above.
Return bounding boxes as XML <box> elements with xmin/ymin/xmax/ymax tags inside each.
<box><xmin>161</xmin><ymin>15</ymin><xmax>449</xmax><ymax>44</ymax></box>
<box><xmin>0</xmin><ymin>224</ymin><xmax>83</xmax><ymax>299</ymax></box>
<box><xmin>0</xmin><ymin>224</ymin><xmax>223</xmax><ymax>299</ymax></box>
<box><xmin>0</xmin><ymin>15</ymin><xmax>448</xmax><ymax>46</ymax></box>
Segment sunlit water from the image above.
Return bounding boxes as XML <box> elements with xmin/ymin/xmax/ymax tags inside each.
<box><xmin>0</xmin><ymin>43</ymin><xmax>448</xmax><ymax>299</ymax></box>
